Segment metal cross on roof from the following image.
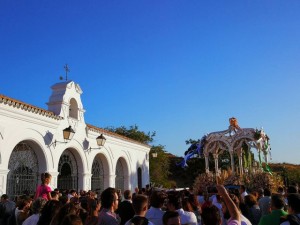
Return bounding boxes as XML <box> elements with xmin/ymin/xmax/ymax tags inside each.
<box><xmin>63</xmin><ymin>64</ymin><xmax>70</xmax><ymax>81</ymax></box>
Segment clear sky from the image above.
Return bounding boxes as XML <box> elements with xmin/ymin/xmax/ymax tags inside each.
<box><xmin>1</xmin><ymin>1</ymin><xmax>300</xmax><ymax>164</ymax></box>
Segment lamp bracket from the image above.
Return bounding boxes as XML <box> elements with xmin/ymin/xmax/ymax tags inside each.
<box><xmin>49</xmin><ymin>140</ymin><xmax>68</xmax><ymax>148</ymax></box>
<box><xmin>86</xmin><ymin>146</ymin><xmax>102</xmax><ymax>153</ymax></box>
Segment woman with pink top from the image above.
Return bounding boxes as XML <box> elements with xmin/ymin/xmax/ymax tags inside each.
<box><xmin>34</xmin><ymin>172</ymin><xmax>52</xmax><ymax>201</ymax></box>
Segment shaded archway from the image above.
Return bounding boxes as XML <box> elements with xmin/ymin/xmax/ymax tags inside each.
<box><xmin>91</xmin><ymin>158</ymin><xmax>104</xmax><ymax>193</ymax></box>
<box><xmin>115</xmin><ymin>160</ymin><xmax>124</xmax><ymax>191</ymax></box>
<box><xmin>69</xmin><ymin>98</ymin><xmax>78</xmax><ymax>119</ymax></box>
<box><xmin>115</xmin><ymin>158</ymin><xmax>129</xmax><ymax>192</ymax></box>
<box><xmin>7</xmin><ymin>142</ymin><xmax>39</xmax><ymax>199</ymax></box>
<box><xmin>137</xmin><ymin>167</ymin><xmax>142</xmax><ymax>189</ymax></box>
<box><xmin>58</xmin><ymin>149</ymin><xmax>78</xmax><ymax>191</ymax></box>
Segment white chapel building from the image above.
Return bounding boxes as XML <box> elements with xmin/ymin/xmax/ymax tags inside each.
<box><xmin>0</xmin><ymin>80</ymin><xmax>150</xmax><ymax>198</ymax></box>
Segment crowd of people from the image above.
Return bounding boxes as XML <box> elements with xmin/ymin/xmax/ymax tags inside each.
<box><xmin>0</xmin><ymin>172</ymin><xmax>300</xmax><ymax>225</ymax></box>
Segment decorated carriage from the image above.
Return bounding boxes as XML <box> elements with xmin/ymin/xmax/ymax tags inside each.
<box><xmin>177</xmin><ymin>118</ymin><xmax>282</xmax><ymax>192</ymax></box>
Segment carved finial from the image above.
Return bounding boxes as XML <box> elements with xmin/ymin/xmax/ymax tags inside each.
<box><xmin>229</xmin><ymin>117</ymin><xmax>240</xmax><ymax>129</ymax></box>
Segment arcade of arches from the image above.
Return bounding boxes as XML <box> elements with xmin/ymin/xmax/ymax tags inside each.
<box><xmin>6</xmin><ymin>141</ymin><xmax>138</xmax><ymax>198</ymax></box>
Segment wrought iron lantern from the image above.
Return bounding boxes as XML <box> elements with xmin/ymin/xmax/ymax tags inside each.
<box><xmin>63</xmin><ymin>126</ymin><xmax>75</xmax><ymax>140</ymax></box>
<box><xmin>96</xmin><ymin>134</ymin><xmax>106</xmax><ymax>147</ymax></box>
<box><xmin>152</xmin><ymin>151</ymin><xmax>158</xmax><ymax>158</ymax></box>
<box><xmin>88</xmin><ymin>134</ymin><xmax>106</xmax><ymax>152</ymax></box>
<box><xmin>49</xmin><ymin>126</ymin><xmax>76</xmax><ymax>147</ymax></box>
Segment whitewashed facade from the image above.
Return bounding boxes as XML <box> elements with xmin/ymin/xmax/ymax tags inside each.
<box><xmin>0</xmin><ymin>81</ymin><xmax>150</xmax><ymax>197</ymax></box>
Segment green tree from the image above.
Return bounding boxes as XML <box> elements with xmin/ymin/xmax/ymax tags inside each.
<box><xmin>149</xmin><ymin>145</ymin><xmax>171</xmax><ymax>187</ymax></box>
<box><xmin>106</xmin><ymin>125</ymin><xmax>156</xmax><ymax>144</ymax></box>
<box><xmin>106</xmin><ymin>125</ymin><xmax>172</xmax><ymax>187</ymax></box>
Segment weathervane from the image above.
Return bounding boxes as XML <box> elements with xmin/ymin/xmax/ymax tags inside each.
<box><xmin>60</xmin><ymin>64</ymin><xmax>70</xmax><ymax>81</ymax></box>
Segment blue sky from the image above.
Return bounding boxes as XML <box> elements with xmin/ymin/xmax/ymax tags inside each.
<box><xmin>1</xmin><ymin>1</ymin><xmax>300</xmax><ymax>164</ymax></box>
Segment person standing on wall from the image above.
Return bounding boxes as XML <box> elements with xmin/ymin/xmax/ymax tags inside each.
<box><xmin>34</xmin><ymin>173</ymin><xmax>52</xmax><ymax>201</ymax></box>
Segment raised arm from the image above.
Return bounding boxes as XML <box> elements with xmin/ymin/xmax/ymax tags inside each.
<box><xmin>216</xmin><ymin>185</ymin><xmax>240</xmax><ymax>222</ymax></box>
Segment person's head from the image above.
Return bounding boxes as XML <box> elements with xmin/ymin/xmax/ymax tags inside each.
<box><xmin>244</xmin><ymin>194</ymin><xmax>257</xmax><ymax>208</ymax></box>
<box><xmin>123</xmin><ymin>190</ymin><xmax>132</xmax><ymax>200</ymax></box>
<box><xmin>116</xmin><ymin>189</ymin><xmax>122</xmax><ymax>202</ymax></box>
<box><xmin>31</xmin><ymin>198</ymin><xmax>47</xmax><ymax>214</ymax></box>
<box><xmin>271</xmin><ymin>194</ymin><xmax>285</xmax><ymax>210</ymax></box>
<box><xmin>257</xmin><ymin>188</ymin><xmax>264</xmax><ymax>198</ymax></box>
<box><xmin>59</xmin><ymin>194</ymin><xmax>69</xmax><ymax>204</ymax></box>
<box><xmin>167</xmin><ymin>193</ymin><xmax>182</xmax><ymax>211</ymax></box>
<box><xmin>240</xmin><ymin>185</ymin><xmax>246</xmax><ymax>193</ymax></box>
<box><xmin>41</xmin><ymin>172</ymin><xmax>52</xmax><ymax>185</ymax></box>
<box><xmin>277</xmin><ymin>186</ymin><xmax>284</xmax><ymax>195</ymax></box>
<box><xmin>229</xmin><ymin>193</ymin><xmax>240</xmax><ymax>209</ymax></box>
<box><xmin>202</xmin><ymin>205</ymin><xmax>222</xmax><ymax>225</ymax></box>
<box><xmin>287</xmin><ymin>193</ymin><xmax>300</xmax><ymax>214</ymax></box>
<box><xmin>17</xmin><ymin>197</ymin><xmax>32</xmax><ymax>210</ymax></box>
<box><xmin>61</xmin><ymin>214</ymin><xmax>83</xmax><ymax>225</ymax></box>
<box><xmin>287</xmin><ymin>185</ymin><xmax>298</xmax><ymax>194</ymax></box>
<box><xmin>87</xmin><ymin>198</ymin><xmax>101</xmax><ymax>216</ymax></box>
<box><xmin>264</xmin><ymin>188</ymin><xmax>271</xmax><ymax>197</ymax></box>
<box><xmin>70</xmin><ymin>197</ymin><xmax>80</xmax><ymax>206</ymax></box>
<box><xmin>38</xmin><ymin>200</ymin><xmax>62</xmax><ymax>225</ymax></box>
<box><xmin>132</xmin><ymin>194</ymin><xmax>149</xmax><ymax>216</ymax></box>
<box><xmin>135</xmin><ymin>187</ymin><xmax>139</xmax><ymax>193</ymax></box>
<box><xmin>150</xmin><ymin>190</ymin><xmax>167</xmax><ymax>208</ymax></box>
<box><xmin>50</xmin><ymin>203</ymin><xmax>81</xmax><ymax>225</ymax></box>
<box><xmin>51</xmin><ymin>191</ymin><xmax>59</xmax><ymax>200</ymax></box>
<box><xmin>70</xmin><ymin>190</ymin><xmax>77</xmax><ymax>197</ymax></box>
<box><xmin>251</xmin><ymin>191</ymin><xmax>259</xmax><ymax>199</ymax></box>
<box><xmin>1</xmin><ymin>194</ymin><xmax>9</xmax><ymax>202</ymax></box>
<box><xmin>187</xmin><ymin>194</ymin><xmax>200</xmax><ymax>211</ymax></box>
<box><xmin>101</xmin><ymin>187</ymin><xmax>119</xmax><ymax>211</ymax></box>
<box><xmin>162</xmin><ymin>211</ymin><xmax>181</xmax><ymax>225</ymax></box>
<box><xmin>182</xmin><ymin>198</ymin><xmax>193</xmax><ymax>212</ymax></box>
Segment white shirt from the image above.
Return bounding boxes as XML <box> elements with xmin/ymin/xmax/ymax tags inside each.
<box><xmin>241</xmin><ymin>214</ymin><xmax>252</xmax><ymax>225</ymax></box>
<box><xmin>241</xmin><ymin>191</ymin><xmax>248</xmax><ymax>200</ymax></box>
<box><xmin>22</xmin><ymin>214</ymin><xmax>40</xmax><ymax>225</ymax></box>
<box><xmin>145</xmin><ymin>207</ymin><xmax>165</xmax><ymax>225</ymax></box>
<box><xmin>177</xmin><ymin>208</ymin><xmax>197</xmax><ymax>225</ymax></box>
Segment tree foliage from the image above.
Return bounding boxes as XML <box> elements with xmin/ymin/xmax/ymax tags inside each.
<box><xmin>185</xmin><ymin>139</ymin><xmax>201</xmax><ymax>145</ymax></box>
<box><xmin>106</xmin><ymin>125</ymin><xmax>172</xmax><ymax>187</ymax></box>
<box><xmin>106</xmin><ymin>125</ymin><xmax>156</xmax><ymax>144</ymax></box>
<box><xmin>149</xmin><ymin>145</ymin><xmax>171</xmax><ymax>187</ymax></box>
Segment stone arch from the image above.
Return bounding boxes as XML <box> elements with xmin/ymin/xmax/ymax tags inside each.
<box><xmin>57</xmin><ymin>147</ymin><xmax>85</xmax><ymax>191</ymax></box>
<box><xmin>115</xmin><ymin>157</ymin><xmax>129</xmax><ymax>192</ymax></box>
<box><xmin>91</xmin><ymin>153</ymin><xmax>110</xmax><ymax>193</ymax></box>
<box><xmin>69</xmin><ymin>98</ymin><xmax>78</xmax><ymax>119</ymax></box>
<box><xmin>3</xmin><ymin>128</ymin><xmax>50</xmax><ymax>172</ymax></box>
<box><xmin>7</xmin><ymin>140</ymin><xmax>46</xmax><ymax>198</ymax></box>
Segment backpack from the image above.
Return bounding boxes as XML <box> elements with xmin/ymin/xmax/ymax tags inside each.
<box><xmin>130</xmin><ymin>216</ymin><xmax>149</xmax><ymax>225</ymax></box>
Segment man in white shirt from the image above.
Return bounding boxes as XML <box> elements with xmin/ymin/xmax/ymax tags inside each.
<box><xmin>146</xmin><ymin>190</ymin><xmax>167</xmax><ymax>225</ymax></box>
<box><xmin>258</xmin><ymin>188</ymin><xmax>271</xmax><ymax>216</ymax></box>
<box><xmin>22</xmin><ymin>198</ymin><xmax>47</xmax><ymax>225</ymax></box>
<box><xmin>166</xmin><ymin>193</ymin><xmax>197</xmax><ymax>225</ymax></box>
